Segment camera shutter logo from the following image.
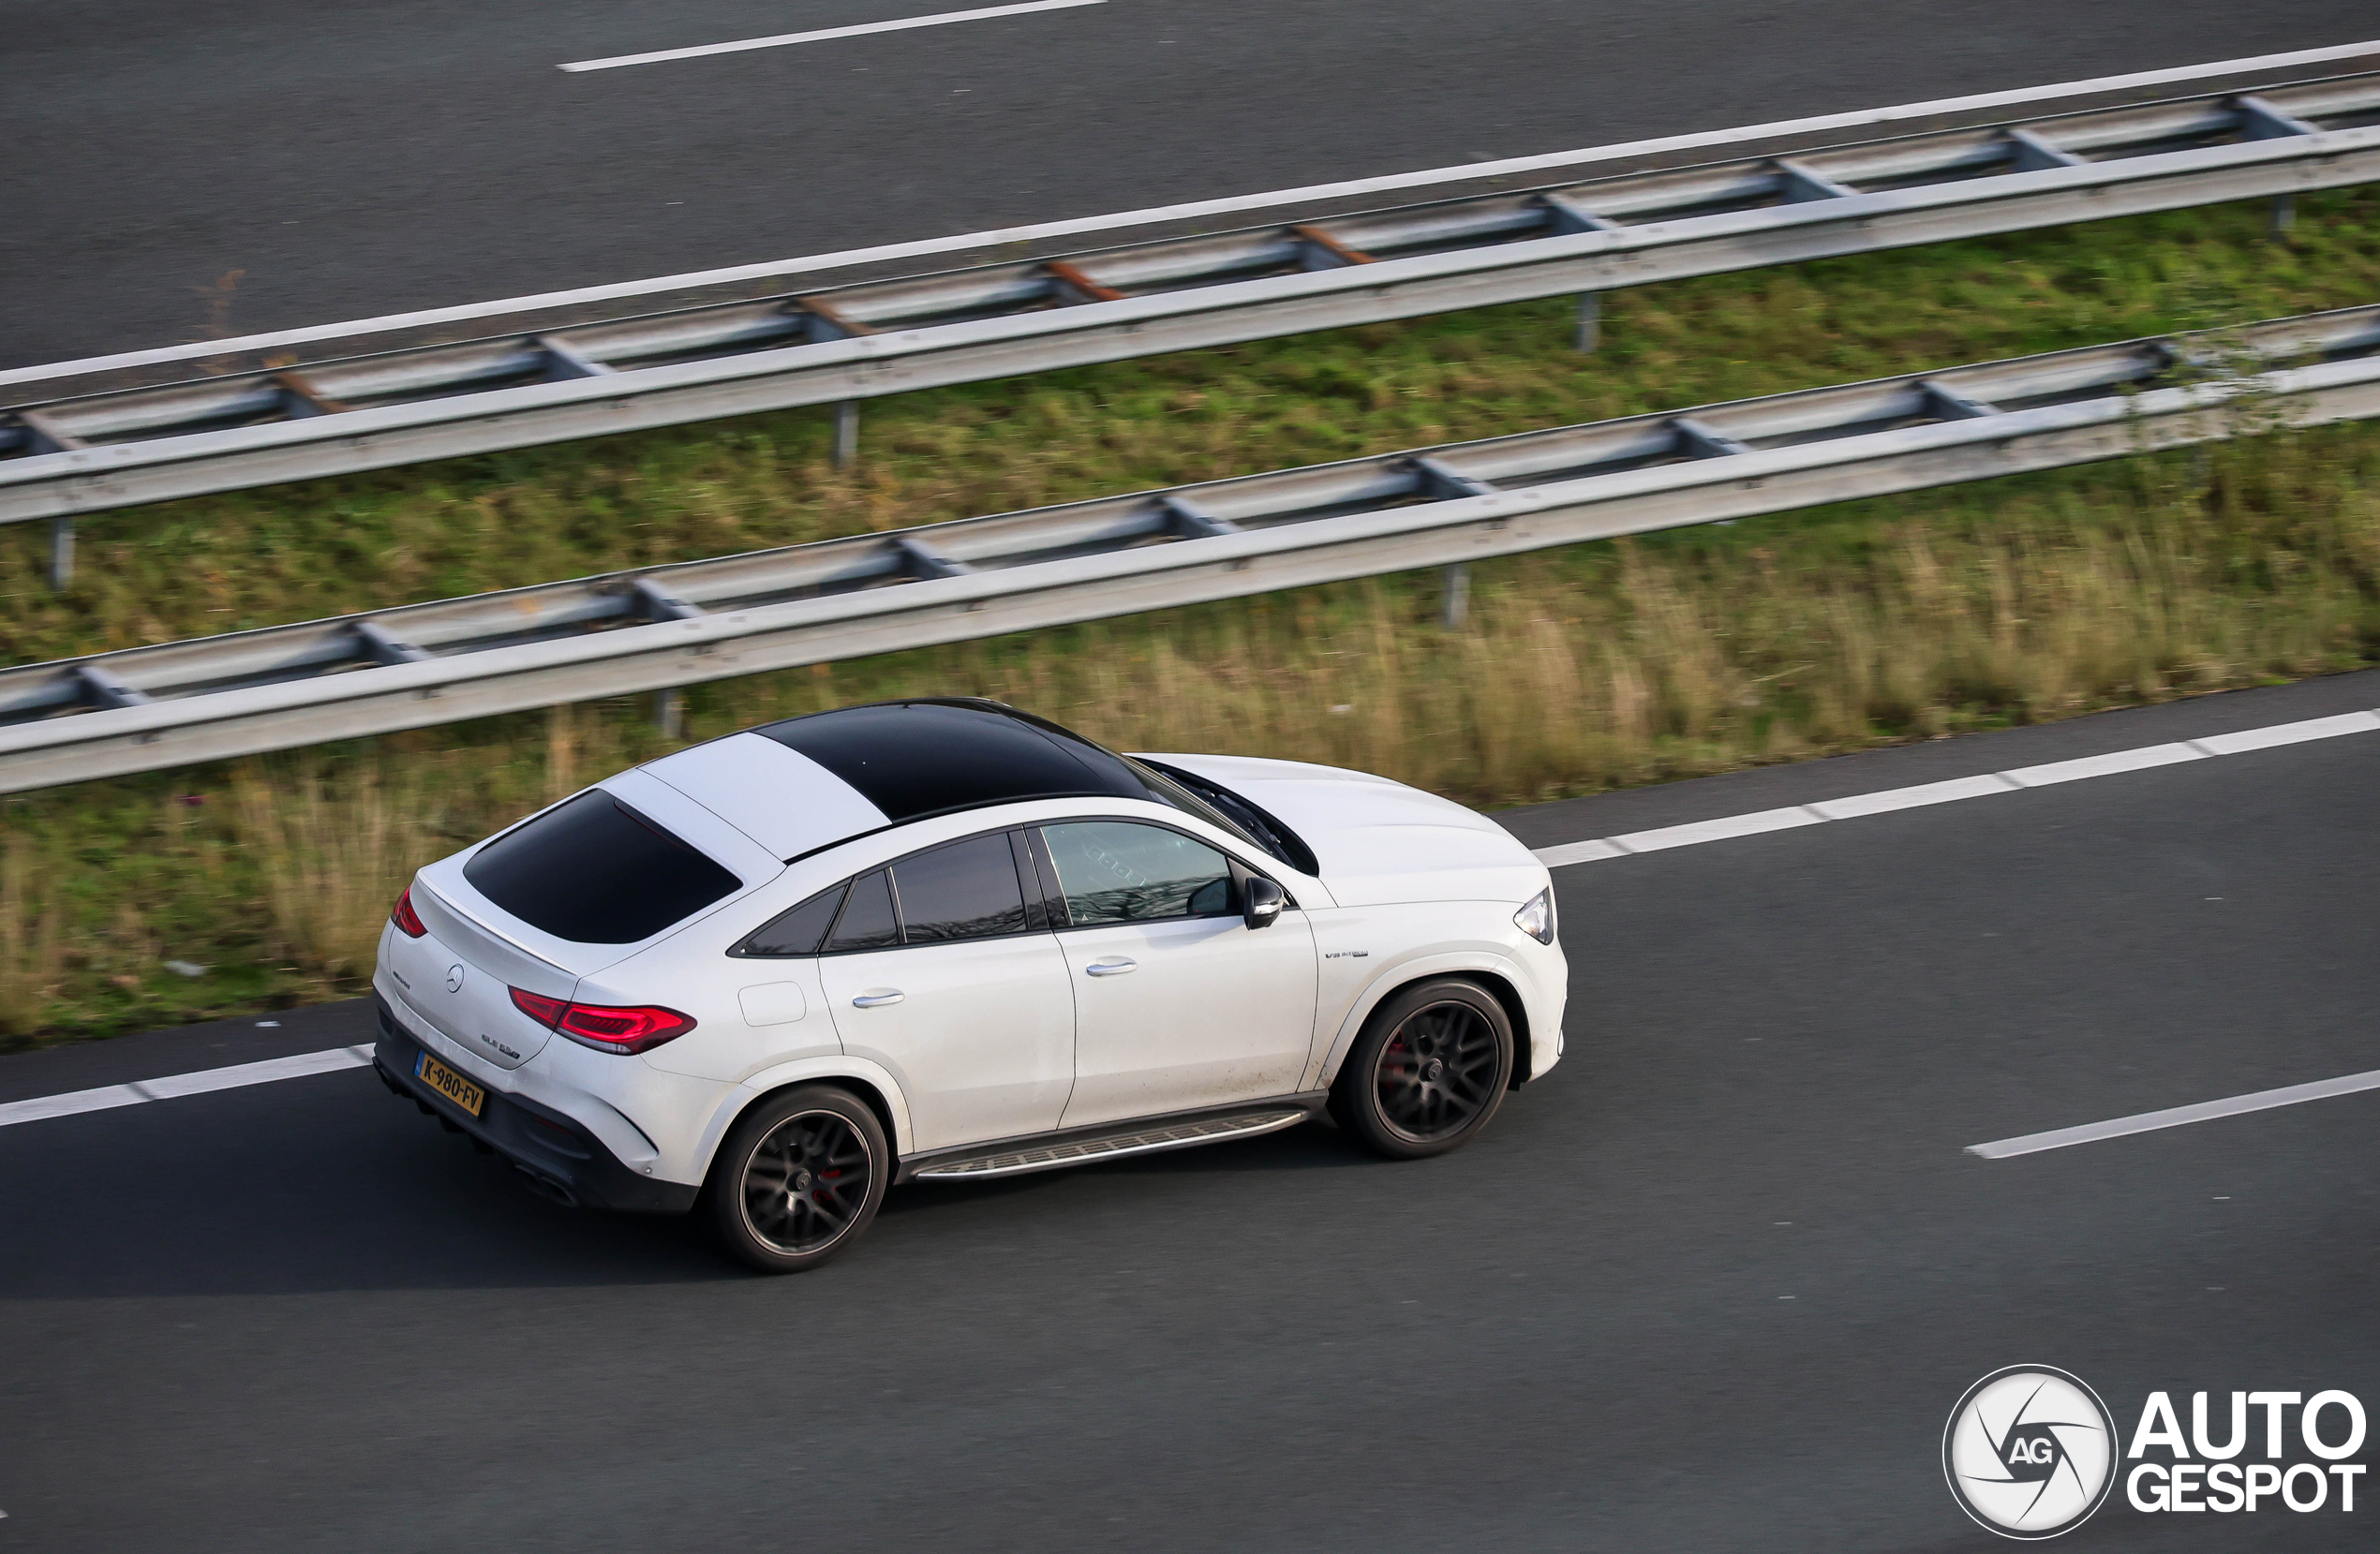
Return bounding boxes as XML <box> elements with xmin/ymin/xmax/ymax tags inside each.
<box><xmin>1943</xmin><ymin>1366</ymin><xmax>2119</xmax><ymax>1538</ymax></box>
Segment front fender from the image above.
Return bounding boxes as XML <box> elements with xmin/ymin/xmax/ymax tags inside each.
<box><xmin>1309</xmin><ymin>948</ymin><xmax>1532</xmax><ymax>1089</ymax></box>
<box><xmin>691</xmin><ymin>1054</ymin><xmax>919</xmax><ymax>1179</ymax></box>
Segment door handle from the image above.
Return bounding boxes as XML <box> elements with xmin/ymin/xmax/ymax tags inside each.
<box><xmin>1084</xmin><ymin>957</ymin><xmax>1137</xmax><ymax>977</ymax></box>
<box><xmin>850</xmin><ymin>989</ymin><xmax>904</xmax><ymax>1008</ymax></box>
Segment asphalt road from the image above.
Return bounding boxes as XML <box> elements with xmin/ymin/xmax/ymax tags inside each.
<box><xmin>7</xmin><ymin>1</ymin><xmax>2377</xmax><ymax>369</ymax></box>
<box><xmin>2</xmin><ymin>672</ymin><xmax>2376</xmax><ymax>1549</ymax></box>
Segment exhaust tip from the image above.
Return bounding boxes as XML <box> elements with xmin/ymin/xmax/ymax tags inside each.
<box><xmin>513</xmin><ymin>1165</ymin><xmax>579</xmax><ymax>1209</ymax></box>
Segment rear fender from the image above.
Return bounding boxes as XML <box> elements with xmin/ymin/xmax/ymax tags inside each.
<box><xmin>691</xmin><ymin>1055</ymin><xmax>917</xmax><ymax>1179</ymax></box>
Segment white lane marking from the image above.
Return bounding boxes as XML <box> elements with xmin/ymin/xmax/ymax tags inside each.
<box><xmin>1533</xmin><ymin>707</ymin><xmax>2380</xmax><ymax>868</ymax></box>
<box><xmin>1609</xmin><ymin>806</ymin><xmax>1826</xmax><ymax>854</ymax></box>
<box><xmin>0</xmin><ymin>1084</ymin><xmax>148</xmax><ymax>1126</ymax></box>
<box><xmin>17</xmin><ymin>37</ymin><xmax>2376</xmax><ymax>388</ymax></box>
<box><xmin>0</xmin><ymin>1046</ymin><xmax>373</xmax><ymax>1129</ymax></box>
<box><xmin>559</xmin><ymin>0</ymin><xmax>1106</xmax><ymax>72</ymax></box>
<box><xmin>1969</xmin><ymin>1068</ymin><xmax>2380</xmax><ymax>1159</ymax></box>
<box><xmin>2192</xmin><ymin>707</ymin><xmax>2380</xmax><ymax>755</ymax></box>
<box><xmin>1807</xmin><ymin>772</ymin><xmax>2016</xmax><ymax>820</ymax></box>
<box><xmin>1534</xmin><ymin>837</ymin><xmax>1629</xmax><ymax>867</ymax></box>
<box><xmin>2001</xmin><ymin>741</ymin><xmax>2202</xmax><ymax>787</ymax></box>
<box><xmin>135</xmin><ymin>1045</ymin><xmax>374</xmax><ymax>1099</ymax></box>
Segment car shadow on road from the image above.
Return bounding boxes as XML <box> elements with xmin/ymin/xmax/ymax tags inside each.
<box><xmin>0</xmin><ymin>1090</ymin><xmax>1374</xmax><ymax>1301</ymax></box>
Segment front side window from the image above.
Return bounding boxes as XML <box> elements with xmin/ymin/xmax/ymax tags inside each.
<box><xmin>1040</xmin><ymin>821</ymin><xmax>1233</xmax><ymax>926</ymax></box>
<box><xmin>893</xmin><ymin>834</ymin><xmax>1029</xmax><ymax>943</ymax></box>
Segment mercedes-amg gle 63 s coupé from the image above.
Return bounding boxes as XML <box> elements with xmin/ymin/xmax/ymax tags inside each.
<box><xmin>373</xmin><ymin>699</ymin><xmax>1565</xmax><ymax>1271</ymax></box>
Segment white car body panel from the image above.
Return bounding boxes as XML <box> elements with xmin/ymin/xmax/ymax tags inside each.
<box><xmin>378</xmin><ymin>957</ymin><xmax>686</xmax><ymax>1178</ymax></box>
<box><xmin>1137</xmin><ymin>752</ymin><xmax>1546</xmax><ymax>910</ymax></box>
<box><xmin>1056</xmin><ymin>909</ymin><xmax>1320</xmax><ymax>1130</ymax></box>
<box><xmin>823</xmin><ymin>933</ymin><xmax>1077</xmax><ymax>1151</ymax></box>
<box><xmin>643</xmin><ymin>732</ymin><xmax>890</xmax><ymax>859</ymax></box>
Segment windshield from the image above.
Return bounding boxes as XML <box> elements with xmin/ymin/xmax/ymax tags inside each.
<box><xmin>1127</xmin><ymin>758</ymin><xmax>1320</xmax><ymax>876</ymax></box>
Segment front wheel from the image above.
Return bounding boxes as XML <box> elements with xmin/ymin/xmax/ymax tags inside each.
<box><xmin>707</xmin><ymin>1086</ymin><xmax>888</xmax><ymax>1274</ymax></box>
<box><xmin>1331</xmin><ymin>980</ymin><xmax>1514</xmax><ymax>1160</ymax></box>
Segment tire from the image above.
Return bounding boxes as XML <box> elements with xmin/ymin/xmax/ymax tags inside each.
<box><xmin>1330</xmin><ymin>979</ymin><xmax>1514</xmax><ymax>1160</ymax></box>
<box><xmin>707</xmin><ymin>1086</ymin><xmax>889</xmax><ymax>1274</ymax></box>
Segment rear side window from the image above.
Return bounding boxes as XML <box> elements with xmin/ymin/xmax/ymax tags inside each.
<box><xmin>894</xmin><ymin>834</ymin><xmax>1028</xmax><ymax>942</ymax></box>
<box><xmin>826</xmin><ymin>871</ymin><xmax>900</xmax><ymax>953</ymax></box>
<box><xmin>465</xmin><ymin>792</ymin><xmax>741</xmax><ymax>944</ymax></box>
<box><xmin>735</xmin><ymin>883</ymin><xmax>849</xmax><ymax>958</ymax></box>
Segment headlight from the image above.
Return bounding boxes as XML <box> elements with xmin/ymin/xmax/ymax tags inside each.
<box><xmin>1513</xmin><ymin>887</ymin><xmax>1555</xmax><ymax>946</ymax></box>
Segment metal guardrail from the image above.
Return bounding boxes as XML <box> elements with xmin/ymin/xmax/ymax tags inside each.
<box><xmin>4</xmin><ymin>73</ymin><xmax>2378</xmax><ymax>565</ymax></box>
<box><xmin>3</xmin><ymin>304</ymin><xmax>2376</xmax><ymax>796</ymax></box>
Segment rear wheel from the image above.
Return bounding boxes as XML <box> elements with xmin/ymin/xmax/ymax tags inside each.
<box><xmin>1331</xmin><ymin>980</ymin><xmax>1513</xmax><ymax>1160</ymax></box>
<box><xmin>707</xmin><ymin>1086</ymin><xmax>887</xmax><ymax>1274</ymax></box>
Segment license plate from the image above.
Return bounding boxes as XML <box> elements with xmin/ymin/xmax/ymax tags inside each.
<box><xmin>415</xmin><ymin>1051</ymin><xmax>485</xmax><ymax>1117</ymax></box>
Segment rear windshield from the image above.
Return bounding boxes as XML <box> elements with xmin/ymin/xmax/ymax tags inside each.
<box><xmin>464</xmin><ymin>792</ymin><xmax>741</xmax><ymax>944</ymax></box>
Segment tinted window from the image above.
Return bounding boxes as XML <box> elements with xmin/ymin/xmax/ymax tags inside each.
<box><xmin>736</xmin><ymin>883</ymin><xmax>849</xmax><ymax>957</ymax></box>
<box><xmin>755</xmin><ymin>701</ymin><xmax>1147</xmax><ymax>823</ymax></box>
<box><xmin>464</xmin><ymin>792</ymin><xmax>740</xmax><ymax>944</ymax></box>
<box><xmin>1041</xmin><ymin>822</ymin><xmax>1233</xmax><ymax>926</ymax></box>
<box><xmin>894</xmin><ymin>835</ymin><xmax>1028</xmax><ymax>943</ymax></box>
<box><xmin>826</xmin><ymin>870</ymin><xmax>900</xmax><ymax>953</ymax></box>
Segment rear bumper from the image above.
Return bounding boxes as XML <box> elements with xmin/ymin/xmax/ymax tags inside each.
<box><xmin>372</xmin><ymin>997</ymin><xmax>699</xmax><ymax>1215</ymax></box>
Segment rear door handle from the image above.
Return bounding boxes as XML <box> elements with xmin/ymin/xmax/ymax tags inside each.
<box><xmin>851</xmin><ymin>989</ymin><xmax>904</xmax><ymax>1008</ymax></box>
<box><xmin>1085</xmin><ymin>957</ymin><xmax>1137</xmax><ymax>977</ymax></box>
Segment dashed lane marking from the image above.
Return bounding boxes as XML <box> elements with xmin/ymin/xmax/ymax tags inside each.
<box><xmin>560</xmin><ymin>0</ymin><xmax>1107</xmax><ymax>73</ymax></box>
<box><xmin>1533</xmin><ymin>710</ymin><xmax>2380</xmax><ymax>868</ymax></box>
<box><xmin>0</xmin><ymin>1046</ymin><xmax>373</xmax><ymax>1129</ymax></box>
<box><xmin>1969</xmin><ymin>1069</ymin><xmax>2380</xmax><ymax>1159</ymax></box>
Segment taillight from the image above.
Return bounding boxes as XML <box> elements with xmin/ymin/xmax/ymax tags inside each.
<box><xmin>509</xmin><ymin>986</ymin><xmax>695</xmax><ymax>1055</ymax></box>
<box><xmin>508</xmin><ymin>986</ymin><xmax>568</xmax><ymax>1026</ymax></box>
<box><xmin>391</xmin><ymin>886</ymin><xmax>427</xmax><ymax>939</ymax></box>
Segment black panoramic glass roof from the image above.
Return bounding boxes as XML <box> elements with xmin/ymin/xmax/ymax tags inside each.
<box><xmin>753</xmin><ymin>700</ymin><xmax>1151</xmax><ymax>824</ymax></box>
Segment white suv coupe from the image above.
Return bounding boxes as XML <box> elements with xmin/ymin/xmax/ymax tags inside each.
<box><xmin>373</xmin><ymin>699</ymin><xmax>1565</xmax><ymax>1272</ymax></box>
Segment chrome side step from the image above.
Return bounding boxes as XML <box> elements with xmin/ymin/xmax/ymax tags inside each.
<box><xmin>912</xmin><ymin>1106</ymin><xmax>1315</xmax><ymax>1181</ymax></box>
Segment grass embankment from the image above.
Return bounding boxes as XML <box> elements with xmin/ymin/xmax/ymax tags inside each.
<box><xmin>5</xmin><ymin>193</ymin><xmax>2380</xmax><ymax>1045</ymax></box>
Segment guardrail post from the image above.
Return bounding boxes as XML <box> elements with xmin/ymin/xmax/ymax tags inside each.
<box><xmin>1573</xmin><ymin>293</ymin><xmax>1602</xmax><ymax>353</ymax></box>
<box><xmin>833</xmin><ymin>401</ymin><xmax>859</xmax><ymax>469</ymax></box>
<box><xmin>653</xmin><ymin>688</ymin><xmax>684</xmax><ymax>739</ymax></box>
<box><xmin>1440</xmin><ymin>564</ymin><xmax>1470</xmax><ymax>628</ymax></box>
<box><xmin>48</xmin><ymin>517</ymin><xmax>73</xmax><ymax>589</ymax></box>
<box><xmin>2271</xmin><ymin>193</ymin><xmax>2297</xmax><ymax>239</ymax></box>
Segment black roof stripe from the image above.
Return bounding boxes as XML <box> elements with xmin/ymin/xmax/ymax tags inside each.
<box><xmin>753</xmin><ymin>699</ymin><xmax>1148</xmax><ymax>825</ymax></box>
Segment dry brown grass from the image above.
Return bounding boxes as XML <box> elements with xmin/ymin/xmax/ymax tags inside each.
<box><xmin>0</xmin><ymin>836</ymin><xmax>67</xmax><ymax>1040</ymax></box>
<box><xmin>229</xmin><ymin>769</ymin><xmax>421</xmax><ymax>982</ymax></box>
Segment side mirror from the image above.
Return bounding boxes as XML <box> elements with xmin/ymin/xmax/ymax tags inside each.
<box><xmin>1242</xmin><ymin>876</ymin><xmax>1286</xmax><ymax>931</ymax></box>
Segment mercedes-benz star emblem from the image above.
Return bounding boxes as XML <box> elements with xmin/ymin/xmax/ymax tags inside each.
<box><xmin>444</xmin><ymin>963</ymin><xmax>466</xmax><ymax>994</ymax></box>
<box><xmin>1942</xmin><ymin>1366</ymin><xmax>2117</xmax><ymax>1539</ymax></box>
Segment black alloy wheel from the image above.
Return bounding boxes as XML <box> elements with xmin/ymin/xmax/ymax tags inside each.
<box><xmin>1331</xmin><ymin>979</ymin><xmax>1514</xmax><ymax>1160</ymax></box>
<box><xmin>708</xmin><ymin>1086</ymin><xmax>888</xmax><ymax>1273</ymax></box>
